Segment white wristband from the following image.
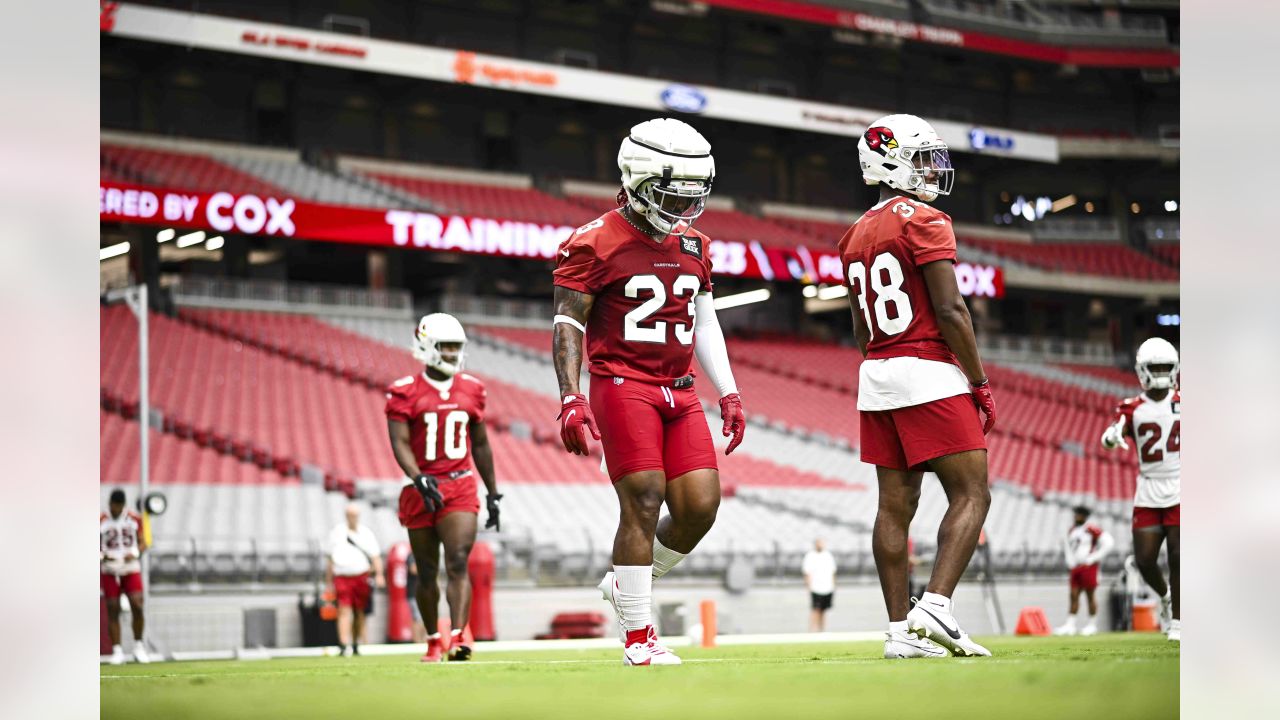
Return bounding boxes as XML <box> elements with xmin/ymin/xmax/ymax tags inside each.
<box><xmin>553</xmin><ymin>314</ymin><xmax>586</xmax><ymax>333</ymax></box>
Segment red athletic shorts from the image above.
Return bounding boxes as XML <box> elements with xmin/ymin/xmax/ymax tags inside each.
<box><xmin>100</xmin><ymin>571</ymin><xmax>143</xmax><ymax>599</ymax></box>
<box><xmin>398</xmin><ymin>476</ymin><xmax>480</xmax><ymax>529</ymax></box>
<box><xmin>333</xmin><ymin>573</ymin><xmax>371</xmax><ymax>608</ymax></box>
<box><xmin>1133</xmin><ymin>504</ymin><xmax>1179</xmax><ymax>530</ymax></box>
<box><xmin>589</xmin><ymin>374</ymin><xmax>717</xmax><ymax>482</ymax></box>
<box><xmin>860</xmin><ymin>393</ymin><xmax>986</xmax><ymax>471</ymax></box>
<box><xmin>1069</xmin><ymin>564</ymin><xmax>1099</xmax><ymax>591</ymax></box>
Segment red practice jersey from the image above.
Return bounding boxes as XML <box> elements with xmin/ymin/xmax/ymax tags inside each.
<box><xmin>838</xmin><ymin>196</ymin><xmax>958</xmax><ymax>364</ymax></box>
<box><xmin>385</xmin><ymin>372</ymin><xmax>487</xmax><ymax>477</ymax></box>
<box><xmin>553</xmin><ymin>210</ymin><xmax>714</xmax><ymax>384</ymax></box>
<box><xmin>1113</xmin><ymin>391</ymin><xmax>1180</xmax><ymax>507</ymax></box>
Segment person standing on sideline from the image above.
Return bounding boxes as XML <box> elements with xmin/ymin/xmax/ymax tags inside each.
<box><xmin>101</xmin><ymin>488</ymin><xmax>149</xmax><ymax>664</ymax></box>
<box><xmin>803</xmin><ymin>539</ymin><xmax>837</xmax><ymax>632</ymax></box>
<box><xmin>325</xmin><ymin>504</ymin><xmax>385</xmax><ymax>657</ymax></box>
<box><xmin>1055</xmin><ymin>506</ymin><xmax>1114</xmax><ymax>636</ymax></box>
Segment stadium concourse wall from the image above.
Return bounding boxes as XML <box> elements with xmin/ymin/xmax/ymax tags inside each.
<box><xmin>115</xmin><ymin>579</ymin><xmax>1106</xmax><ymax>656</ymax></box>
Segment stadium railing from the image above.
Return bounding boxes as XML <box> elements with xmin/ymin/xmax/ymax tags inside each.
<box><xmin>171</xmin><ymin>276</ymin><xmax>414</xmax><ymax>319</ymax></box>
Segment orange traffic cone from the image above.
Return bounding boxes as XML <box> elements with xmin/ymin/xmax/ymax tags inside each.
<box><xmin>1014</xmin><ymin>607</ymin><xmax>1052</xmax><ymax>636</ymax></box>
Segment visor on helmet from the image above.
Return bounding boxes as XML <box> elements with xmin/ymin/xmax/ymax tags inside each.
<box><xmin>905</xmin><ymin>146</ymin><xmax>955</xmax><ymax>198</ymax></box>
<box><xmin>637</xmin><ymin>175</ymin><xmax>710</xmax><ymax>233</ymax></box>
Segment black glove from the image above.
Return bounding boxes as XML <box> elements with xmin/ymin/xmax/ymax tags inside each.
<box><xmin>411</xmin><ymin>474</ymin><xmax>444</xmax><ymax>513</ymax></box>
<box><xmin>485</xmin><ymin>493</ymin><xmax>503</xmax><ymax>532</ymax></box>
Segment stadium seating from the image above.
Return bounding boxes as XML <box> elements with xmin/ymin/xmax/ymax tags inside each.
<box><xmin>961</xmin><ymin>237</ymin><xmax>1178</xmax><ymax>281</ymax></box>
<box><xmin>100</xmin><ymin>143</ymin><xmax>287</xmax><ymax>198</ymax></box>
<box><xmin>362</xmin><ymin>173</ymin><xmax>588</xmax><ymax>226</ymax></box>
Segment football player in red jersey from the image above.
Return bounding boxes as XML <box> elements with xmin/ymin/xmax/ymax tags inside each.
<box><xmin>552</xmin><ymin>118</ymin><xmax>745</xmax><ymax>666</ymax></box>
<box><xmin>839</xmin><ymin>114</ymin><xmax>996</xmax><ymax>659</ymax></box>
<box><xmin>385</xmin><ymin>313</ymin><xmax>501</xmax><ymax>662</ymax></box>
<box><xmin>1101</xmin><ymin>337</ymin><xmax>1180</xmax><ymax>641</ymax></box>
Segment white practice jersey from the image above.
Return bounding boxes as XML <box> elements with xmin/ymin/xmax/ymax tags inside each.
<box><xmin>1065</xmin><ymin>523</ymin><xmax>1108</xmax><ymax>567</ymax></box>
<box><xmin>100</xmin><ymin>511</ymin><xmax>143</xmax><ymax>575</ymax></box>
<box><xmin>1112</xmin><ymin>391</ymin><xmax>1180</xmax><ymax>508</ymax></box>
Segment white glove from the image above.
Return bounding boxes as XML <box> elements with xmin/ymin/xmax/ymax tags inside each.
<box><xmin>1082</xmin><ymin>553</ymin><xmax>1100</xmax><ymax>566</ymax></box>
<box><xmin>1101</xmin><ymin>421</ymin><xmax>1129</xmax><ymax>450</ymax></box>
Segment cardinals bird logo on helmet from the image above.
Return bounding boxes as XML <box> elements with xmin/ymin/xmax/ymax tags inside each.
<box><xmin>864</xmin><ymin>126</ymin><xmax>899</xmax><ymax>156</ymax></box>
<box><xmin>413</xmin><ymin>313</ymin><xmax>468</xmax><ymax>378</ymax></box>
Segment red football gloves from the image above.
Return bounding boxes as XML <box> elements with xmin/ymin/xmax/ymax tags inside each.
<box><xmin>719</xmin><ymin>393</ymin><xmax>746</xmax><ymax>455</ymax></box>
<box><xmin>971</xmin><ymin>379</ymin><xmax>996</xmax><ymax>435</ymax></box>
<box><xmin>558</xmin><ymin>393</ymin><xmax>600</xmax><ymax>456</ymax></box>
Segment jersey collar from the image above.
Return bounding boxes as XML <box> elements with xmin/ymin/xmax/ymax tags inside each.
<box><xmin>422</xmin><ymin>372</ymin><xmax>454</xmax><ymax>393</ymax></box>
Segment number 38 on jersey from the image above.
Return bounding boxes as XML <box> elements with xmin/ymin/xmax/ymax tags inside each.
<box><xmin>847</xmin><ymin>252</ymin><xmax>915</xmax><ymax>340</ymax></box>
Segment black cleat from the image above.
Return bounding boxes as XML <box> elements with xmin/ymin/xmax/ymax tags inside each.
<box><xmin>448</xmin><ymin>644</ymin><xmax>472</xmax><ymax>662</ymax></box>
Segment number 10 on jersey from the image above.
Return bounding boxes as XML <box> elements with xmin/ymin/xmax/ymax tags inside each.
<box><xmin>847</xmin><ymin>252</ymin><xmax>914</xmax><ymax>340</ymax></box>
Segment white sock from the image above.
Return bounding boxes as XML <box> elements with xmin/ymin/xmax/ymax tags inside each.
<box><xmin>113</xmin><ymin>644</ymin><xmax>123</xmax><ymax>653</ymax></box>
<box><xmin>613</xmin><ymin>565</ymin><xmax>653</xmax><ymax>632</ymax></box>
<box><xmin>426</xmin><ymin>632</ymin><xmax>441</xmax><ymax>640</ymax></box>
<box><xmin>652</xmin><ymin>536</ymin><xmax>687</xmax><ymax>579</ymax></box>
<box><xmin>1083</xmin><ymin>615</ymin><xmax>1096</xmax><ymax>626</ymax></box>
<box><xmin>921</xmin><ymin>592</ymin><xmax>952</xmax><ymax>613</ymax></box>
<box><xmin>1062</xmin><ymin>616</ymin><xmax>1077</xmax><ymax>628</ymax></box>
<box><xmin>888</xmin><ymin>620</ymin><xmax>908</xmax><ymax>635</ymax></box>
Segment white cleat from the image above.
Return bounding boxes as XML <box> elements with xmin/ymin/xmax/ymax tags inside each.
<box><xmin>132</xmin><ymin>644</ymin><xmax>151</xmax><ymax>664</ymax></box>
<box><xmin>109</xmin><ymin>645</ymin><xmax>126</xmax><ymax>665</ymax></box>
<box><xmin>907</xmin><ymin>598</ymin><xmax>991</xmax><ymax>657</ymax></box>
<box><xmin>1159</xmin><ymin>594</ymin><xmax>1173</xmax><ymax>630</ymax></box>
<box><xmin>1167</xmin><ymin>619</ymin><xmax>1180</xmax><ymax>642</ymax></box>
<box><xmin>622</xmin><ymin>634</ymin><xmax>682</xmax><ymax>666</ymax></box>
<box><xmin>597</xmin><ymin>571</ymin><xmax>625</xmax><ymax>642</ymax></box>
<box><xmin>1053</xmin><ymin>622</ymin><xmax>1078</xmax><ymax>636</ymax></box>
<box><xmin>884</xmin><ymin>630</ymin><xmax>947</xmax><ymax>659</ymax></box>
<box><xmin>1080</xmin><ymin>623</ymin><xmax>1098</xmax><ymax>637</ymax></box>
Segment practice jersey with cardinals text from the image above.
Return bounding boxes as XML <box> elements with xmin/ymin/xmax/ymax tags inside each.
<box><xmin>101</xmin><ymin>511</ymin><xmax>143</xmax><ymax>575</ymax></box>
<box><xmin>553</xmin><ymin>209</ymin><xmax>715</xmax><ymax>385</ymax></box>
<box><xmin>838</xmin><ymin>195</ymin><xmax>969</xmax><ymax>411</ymax></box>
<box><xmin>385</xmin><ymin>372</ymin><xmax>486</xmax><ymax>477</ymax></box>
<box><xmin>1066</xmin><ymin>523</ymin><xmax>1106</xmax><ymax>566</ymax></box>
<box><xmin>1114</xmin><ymin>391</ymin><xmax>1180</xmax><ymax>508</ymax></box>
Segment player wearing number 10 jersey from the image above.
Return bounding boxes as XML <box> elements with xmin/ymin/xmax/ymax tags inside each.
<box><xmin>839</xmin><ymin>114</ymin><xmax>996</xmax><ymax>659</ymax></box>
<box><xmin>553</xmin><ymin>118</ymin><xmax>746</xmax><ymax>666</ymax></box>
<box><xmin>385</xmin><ymin>313</ymin><xmax>502</xmax><ymax>662</ymax></box>
<box><xmin>1100</xmin><ymin>337</ymin><xmax>1181</xmax><ymax>641</ymax></box>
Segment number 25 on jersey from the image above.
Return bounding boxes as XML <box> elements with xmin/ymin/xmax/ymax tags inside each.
<box><xmin>848</xmin><ymin>252</ymin><xmax>914</xmax><ymax>340</ymax></box>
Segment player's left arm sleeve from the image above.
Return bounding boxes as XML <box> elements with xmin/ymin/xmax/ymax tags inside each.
<box><xmin>906</xmin><ymin>214</ymin><xmax>957</xmax><ymax>267</ymax></box>
<box><xmin>693</xmin><ymin>293</ymin><xmax>739</xmax><ymax>398</ymax></box>
<box><xmin>1097</xmin><ymin>530</ymin><xmax>1115</xmax><ymax>559</ymax></box>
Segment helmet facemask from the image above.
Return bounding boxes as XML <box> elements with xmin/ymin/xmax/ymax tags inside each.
<box><xmin>902</xmin><ymin>145</ymin><xmax>954</xmax><ymax>202</ymax></box>
<box><xmin>632</xmin><ymin>171</ymin><xmax>711</xmax><ymax>235</ymax></box>
<box><xmin>1136</xmin><ymin>360</ymin><xmax>1177</xmax><ymax>391</ymax></box>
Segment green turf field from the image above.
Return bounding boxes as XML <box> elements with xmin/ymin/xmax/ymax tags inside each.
<box><xmin>101</xmin><ymin>634</ymin><xmax>1178</xmax><ymax>719</ymax></box>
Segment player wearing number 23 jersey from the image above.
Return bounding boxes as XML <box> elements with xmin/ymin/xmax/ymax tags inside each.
<box><xmin>838</xmin><ymin>192</ymin><xmax>986</xmax><ymax>470</ymax></box>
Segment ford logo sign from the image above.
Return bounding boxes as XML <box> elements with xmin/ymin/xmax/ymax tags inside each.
<box><xmin>661</xmin><ymin>84</ymin><xmax>708</xmax><ymax>114</ymax></box>
<box><xmin>969</xmin><ymin>128</ymin><xmax>1014</xmax><ymax>152</ymax></box>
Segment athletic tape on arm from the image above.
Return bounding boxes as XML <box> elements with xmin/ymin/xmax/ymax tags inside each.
<box><xmin>553</xmin><ymin>314</ymin><xmax>586</xmax><ymax>333</ymax></box>
<box><xmin>693</xmin><ymin>293</ymin><xmax>739</xmax><ymax>397</ymax></box>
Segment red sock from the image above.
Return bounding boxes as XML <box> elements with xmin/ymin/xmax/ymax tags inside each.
<box><xmin>625</xmin><ymin>627</ymin><xmax>650</xmax><ymax>646</ymax></box>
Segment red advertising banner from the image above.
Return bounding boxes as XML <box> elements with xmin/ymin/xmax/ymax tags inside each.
<box><xmin>99</xmin><ymin>182</ymin><xmax>1003</xmax><ymax>297</ymax></box>
<box><xmin>697</xmin><ymin>0</ymin><xmax>1178</xmax><ymax>69</ymax></box>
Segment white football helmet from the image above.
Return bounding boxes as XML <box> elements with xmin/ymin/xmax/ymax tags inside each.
<box><xmin>618</xmin><ymin>118</ymin><xmax>715</xmax><ymax>235</ymax></box>
<box><xmin>413</xmin><ymin>313</ymin><xmax>467</xmax><ymax>377</ymax></box>
<box><xmin>1135</xmin><ymin>337</ymin><xmax>1179</xmax><ymax>391</ymax></box>
<box><xmin>858</xmin><ymin>114</ymin><xmax>954</xmax><ymax>202</ymax></box>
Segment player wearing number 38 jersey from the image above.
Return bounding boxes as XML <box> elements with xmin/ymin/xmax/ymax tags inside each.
<box><xmin>839</xmin><ymin>114</ymin><xmax>996</xmax><ymax>660</ymax></box>
<box><xmin>553</xmin><ymin>118</ymin><xmax>745</xmax><ymax>667</ymax></box>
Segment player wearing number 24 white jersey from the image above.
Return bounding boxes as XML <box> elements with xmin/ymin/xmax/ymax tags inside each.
<box><xmin>1100</xmin><ymin>336</ymin><xmax>1181</xmax><ymax>641</ymax></box>
<box><xmin>840</xmin><ymin>114</ymin><xmax>996</xmax><ymax>660</ymax></box>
